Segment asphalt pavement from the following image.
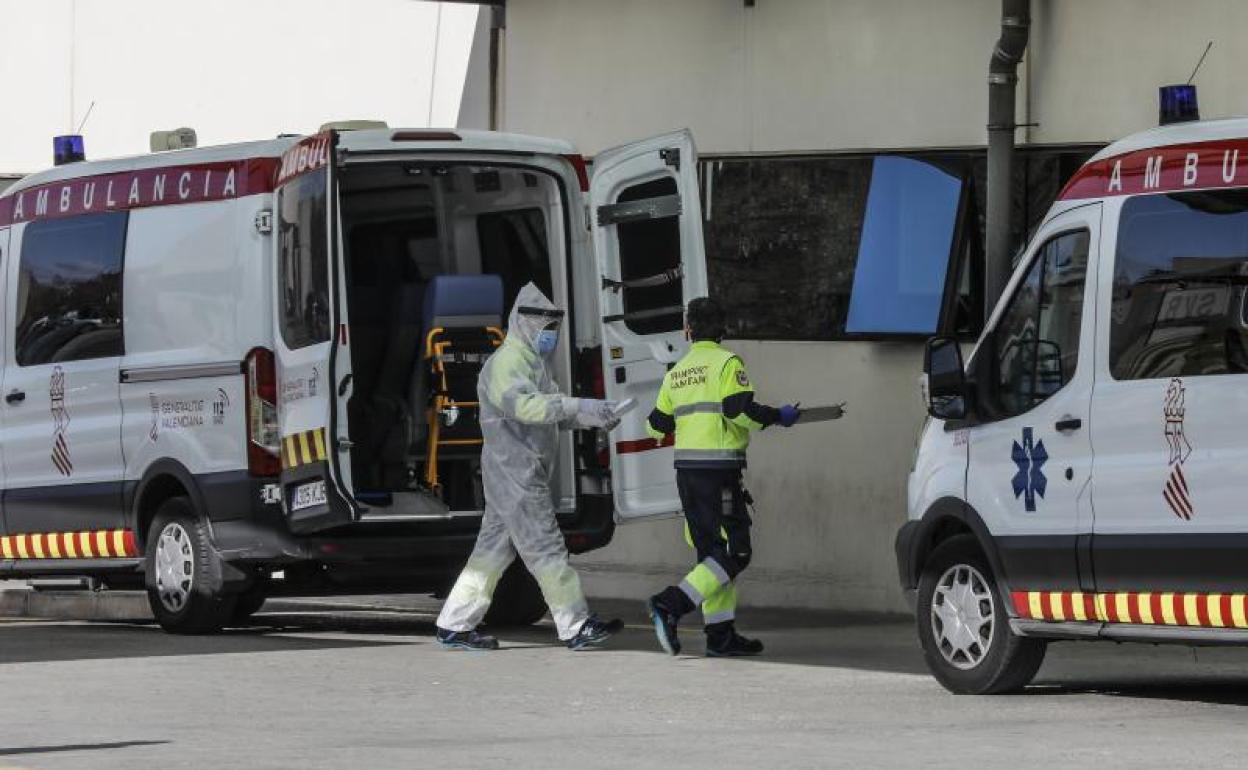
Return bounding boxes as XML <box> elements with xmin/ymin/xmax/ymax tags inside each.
<box><xmin>3</xmin><ymin>596</ymin><xmax>1248</xmax><ymax>769</ymax></box>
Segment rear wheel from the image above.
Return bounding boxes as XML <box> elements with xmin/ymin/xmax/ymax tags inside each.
<box><xmin>916</xmin><ymin>534</ymin><xmax>1046</xmax><ymax>694</ymax></box>
<box><xmin>144</xmin><ymin>497</ymin><xmax>236</xmax><ymax>634</ymax></box>
<box><xmin>483</xmin><ymin>561</ymin><xmax>548</xmax><ymax>627</ymax></box>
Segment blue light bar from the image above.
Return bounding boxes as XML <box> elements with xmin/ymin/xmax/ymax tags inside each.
<box><xmin>1159</xmin><ymin>84</ymin><xmax>1200</xmax><ymax>126</ymax></box>
<box><xmin>53</xmin><ymin>134</ymin><xmax>85</xmax><ymax>166</ymax></box>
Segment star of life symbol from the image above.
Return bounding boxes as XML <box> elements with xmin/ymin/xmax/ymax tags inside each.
<box><xmin>1011</xmin><ymin>427</ymin><xmax>1047</xmax><ymax>512</ymax></box>
<box><xmin>1163</xmin><ymin>377</ymin><xmax>1194</xmax><ymax>519</ymax></box>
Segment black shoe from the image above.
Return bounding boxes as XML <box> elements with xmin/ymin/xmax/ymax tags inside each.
<box><xmin>566</xmin><ymin>614</ymin><xmax>624</xmax><ymax>650</ymax></box>
<box><xmin>706</xmin><ymin>632</ymin><xmax>764</xmax><ymax>658</ymax></box>
<box><xmin>436</xmin><ymin>627</ymin><xmax>500</xmax><ymax>651</ymax></box>
<box><xmin>646</xmin><ymin>595</ymin><xmax>682</xmax><ymax>656</ymax></box>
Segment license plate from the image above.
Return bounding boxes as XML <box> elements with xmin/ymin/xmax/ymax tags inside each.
<box><xmin>290</xmin><ymin>480</ymin><xmax>327</xmax><ymax>512</ymax></box>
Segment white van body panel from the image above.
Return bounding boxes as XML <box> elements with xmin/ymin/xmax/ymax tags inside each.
<box><xmin>590</xmin><ymin>129</ymin><xmax>708</xmax><ymax>522</ymax></box>
<box><xmin>906</xmin><ymin>417</ymin><xmax>967</xmax><ymax>520</ymax></box>
<box><xmin>120</xmin><ymin>199</ymin><xmax>266</xmax><ymax>483</ymax></box>
<box><xmin>964</xmin><ymin>203</ymin><xmax>1101</xmax><ymax>543</ymax></box>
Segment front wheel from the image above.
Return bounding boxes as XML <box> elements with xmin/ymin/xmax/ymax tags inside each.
<box><xmin>916</xmin><ymin>534</ymin><xmax>1046</xmax><ymax>694</ymax></box>
<box><xmin>144</xmin><ymin>497</ymin><xmax>236</xmax><ymax>635</ymax></box>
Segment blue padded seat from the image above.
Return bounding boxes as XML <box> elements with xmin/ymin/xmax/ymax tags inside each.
<box><xmin>423</xmin><ymin>274</ymin><xmax>505</xmax><ymax>330</ymax></box>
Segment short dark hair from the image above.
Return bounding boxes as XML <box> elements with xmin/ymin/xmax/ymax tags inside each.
<box><xmin>685</xmin><ymin>297</ymin><xmax>726</xmax><ymax>341</ymax></box>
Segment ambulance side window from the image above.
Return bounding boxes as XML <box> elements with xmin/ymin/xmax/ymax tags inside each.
<box><xmin>981</xmin><ymin>229</ymin><xmax>1089</xmax><ymax>420</ymax></box>
<box><xmin>15</xmin><ymin>212</ymin><xmax>127</xmax><ymax>366</ymax></box>
<box><xmin>278</xmin><ymin>171</ymin><xmax>331</xmax><ymax>349</ymax></box>
<box><xmin>615</xmin><ymin>177</ymin><xmax>684</xmax><ymax>335</ymax></box>
<box><xmin>1110</xmin><ymin>189</ymin><xmax>1248</xmax><ymax>379</ymax></box>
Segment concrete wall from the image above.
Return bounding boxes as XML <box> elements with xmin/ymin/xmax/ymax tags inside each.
<box><xmin>495</xmin><ymin>0</ymin><xmax>1248</xmax><ymax>613</ymax></box>
<box><xmin>502</xmin><ymin>0</ymin><xmax>1248</xmax><ymax>155</ymax></box>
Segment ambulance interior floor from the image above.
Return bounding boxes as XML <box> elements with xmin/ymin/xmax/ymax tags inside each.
<box><xmin>3</xmin><ymin>596</ymin><xmax>1248</xmax><ymax>769</ymax></box>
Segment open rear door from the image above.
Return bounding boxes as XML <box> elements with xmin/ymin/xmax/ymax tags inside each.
<box><xmin>591</xmin><ymin>129</ymin><xmax>708</xmax><ymax>522</ymax></box>
<box><xmin>272</xmin><ymin>132</ymin><xmax>358</xmax><ymax>533</ymax></box>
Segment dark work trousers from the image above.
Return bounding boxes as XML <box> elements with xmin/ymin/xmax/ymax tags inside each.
<box><xmin>657</xmin><ymin>468</ymin><xmax>753</xmax><ymax>633</ymax></box>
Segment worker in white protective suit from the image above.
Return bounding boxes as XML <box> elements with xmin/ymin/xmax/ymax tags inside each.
<box><xmin>435</xmin><ymin>283</ymin><xmax>624</xmax><ymax>650</ymax></box>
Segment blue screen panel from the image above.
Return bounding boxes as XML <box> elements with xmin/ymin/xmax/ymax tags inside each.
<box><xmin>845</xmin><ymin>156</ymin><xmax>962</xmax><ymax>334</ymax></box>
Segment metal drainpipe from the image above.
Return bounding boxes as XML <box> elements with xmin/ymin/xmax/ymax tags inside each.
<box><xmin>488</xmin><ymin>5</ymin><xmax>505</xmax><ymax>131</ymax></box>
<box><xmin>985</xmin><ymin>0</ymin><xmax>1031</xmax><ymax>321</ymax></box>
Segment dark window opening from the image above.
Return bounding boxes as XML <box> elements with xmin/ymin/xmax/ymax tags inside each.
<box><xmin>701</xmin><ymin>146</ymin><xmax>1098</xmax><ymax>341</ymax></box>
<box><xmin>16</xmin><ymin>211</ymin><xmax>127</xmax><ymax>366</ymax></box>
<box><xmin>478</xmin><ymin>208</ymin><xmax>551</xmax><ymax>314</ymax></box>
<box><xmin>278</xmin><ymin>171</ymin><xmax>331</xmax><ymax>349</ymax></box>
<box><xmin>615</xmin><ymin>177</ymin><xmax>684</xmax><ymax>335</ymax></box>
<box><xmin>1110</xmin><ymin>189</ymin><xmax>1248</xmax><ymax>380</ymax></box>
<box><xmin>980</xmin><ymin>229</ymin><xmax>1089</xmax><ymax>421</ymax></box>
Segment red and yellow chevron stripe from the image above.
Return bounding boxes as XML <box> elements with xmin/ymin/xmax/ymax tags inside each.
<box><xmin>282</xmin><ymin>428</ymin><xmax>328</xmax><ymax>471</ymax></box>
<box><xmin>1013</xmin><ymin>590</ymin><xmax>1248</xmax><ymax>629</ymax></box>
<box><xmin>0</xmin><ymin>530</ymin><xmax>138</xmax><ymax>560</ymax></box>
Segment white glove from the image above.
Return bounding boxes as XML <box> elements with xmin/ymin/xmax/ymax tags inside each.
<box><xmin>577</xmin><ymin>398</ymin><xmax>620</xmax><ymax>430</ymax></box>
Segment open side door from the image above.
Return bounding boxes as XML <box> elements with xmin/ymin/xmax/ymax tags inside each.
<box><xmin>272</xmin><ymin>132</ymin><xmax>358</xmax><ymax>533</ymax></box>
<box><xmin>591</xmin><ymin>129</ymin><xmax>708</xmax><ymax>522</ymax></box>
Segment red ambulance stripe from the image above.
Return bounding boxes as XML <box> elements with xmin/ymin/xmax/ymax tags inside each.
<box><xmin>1173</xmin><ymin>595</ymin><xmax>1189</xmax><ymax>626</ymax></box>
<box><xmin>1082</xmin><ymin>593</ymin><xmax>1097</xmax><ymax>621</ymax></box>
<box><xmin>1151</xmin><ymin>593</ymin><xmax>1165</xmax><ymax>626</ymax></box>
<box><xmin>615</xmin><ymin>434</ymin><xmax>676</xmax><ymax>454</ymax></box>
<box><xmin>1011</xmin><ymin>592</ymin><xmax>1031</xmax><ymax>617</ymax></box>
<box><xmin>1059</xmin><ymin>138</ymin><xmax>1248</xmax><ymax>201</ymax></box>
<box><xmin>1061</xmin><ymin>592</ymin><xmax>1075</xmax><ymax>621</ymax></box>
<box><xmin>1040</xmin><ymin>593</ymin><xmax>1056</xmax><ymax>621</ymax></box>
<box><xmin>123</xmin><ymin>530</ymin><xmax>138</xmax><ymax>557</ymax></box>
<box><xmin>1127</xmin><ymin>593</ymin><xmax>1144</xmax><ymax>624</ymax></box>
<box><xmin>1220</xmin><ymin>594</ymin><xmax>1234</xmax><ymax>628</ymax></box>
<box><xmin>0</xmin><ymin>157</ymin><xmax>282</xmax><ymax>227</ymax></box>
<box><xmin>1196</xmin><ymin>594</ymin><xmax>1212</xmax><ymax>627</ymax></box>
<box><xmin>1103</xmin><ymin>594</ymin><xmax>1120</xmax><ymax>623</ymax></box>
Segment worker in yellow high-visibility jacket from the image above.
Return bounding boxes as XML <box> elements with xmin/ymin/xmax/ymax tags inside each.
<box><xmin>643</xmin><ymin>297</ymin><xmax>804</xmax><ymax>657</ymax></box>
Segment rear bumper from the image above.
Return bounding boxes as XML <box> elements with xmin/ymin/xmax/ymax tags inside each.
<box><xmin>211</xmin><ymin>492</ymin><xmax>615</xmax><ymax>568</ymax></box>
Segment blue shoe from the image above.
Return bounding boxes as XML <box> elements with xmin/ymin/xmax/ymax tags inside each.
<box><xmin>646</xmin><ymin>596</ymin><xmax>681</xmax><ymax>656</ymax></box>
<box><xmin>566</xmin><ymin>614</ymin><xmax>624</xmax><ymax>650</ymax></box>
<box><xmin>436</xmin><ymin>627</ymin><xmax>499</xmax><ymax>650</ymax></box>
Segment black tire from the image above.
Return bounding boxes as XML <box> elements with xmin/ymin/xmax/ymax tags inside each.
<box><xmin>916</xmin><ymin>534</ymin><xmax>1046</xmax><ymax>694</ymax></box>
<box><xmin>483</xmin><ymin>561</ymin><xmax>548</xmax><ymax>627</ymax></box>
<box><xmin>144</xmin><ymin>497</ymin><xmax>236</xmax><ymax>635</ymax></box>
<box><xmin>230</xmin><ymin>575</ymin><xmax>271</xmax><ymax>623</ymax></box>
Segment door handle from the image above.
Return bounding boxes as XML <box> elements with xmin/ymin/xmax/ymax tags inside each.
<box><xmin>1054</xmin><ymin>417</ymin><xmax>1082</xmax><ymax>432</ymax></box>
<box><xmin>5</xmin><ymin>389</ymin><xmax>25</xmax><ymax>405</ymax></box>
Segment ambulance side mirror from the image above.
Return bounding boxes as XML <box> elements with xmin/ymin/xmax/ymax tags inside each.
<box><xmin>924</xmin><ymin>336</ymin><xmax>968</xmax><ymax>421</ymax></box>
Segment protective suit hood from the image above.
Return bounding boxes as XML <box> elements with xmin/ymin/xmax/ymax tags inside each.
<box><xmin>508</xmin><ymin>282</ymin><xmax>562</xmax><ymax>353</ymax></box>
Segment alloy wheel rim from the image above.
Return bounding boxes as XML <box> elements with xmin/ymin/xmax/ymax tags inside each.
<box><xmin>930</xmin><ymin>563</ymin><xmax>995</xmax><ymax>670</ymax></box>
<box><xmin>154</xmin><ymin>522</ymin><xmax>194</xmax><ymax>613</ymax></box>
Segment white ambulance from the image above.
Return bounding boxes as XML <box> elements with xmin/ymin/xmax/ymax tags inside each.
<box><xmin>900</xmin><ymin>117</ymin><xmax>1248</xmax><ymax>693</ymax></box>
<box><xmin>0</xmin><ymin>126</ymin><xmax>706</xmax><ymax>633</ymax></box>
